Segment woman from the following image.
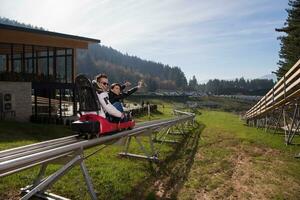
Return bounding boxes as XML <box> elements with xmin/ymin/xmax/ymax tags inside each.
<box><xmin>109</xmin><ymin>81</ymin><xmax>143</xmax><ymax>112</ymax></box>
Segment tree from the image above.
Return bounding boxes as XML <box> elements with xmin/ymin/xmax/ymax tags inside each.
<box><xmin>275</xmin><ymin>0</ymin><xmax>300</xmax><ymax>79</ymax></box>
<box><xmin>188</xmin><ymin>75</ymin><xmax>198</xmax><ymax>91</ymax></box>
<box><xmin>202</xmin><ymin>78</ymin><xmax>274</xmax><ymax>95</ymax></box>
<box><xmin>146</xmin><ymin>77</ymin><xmax>159</xmax><ymax>92</ymax></box>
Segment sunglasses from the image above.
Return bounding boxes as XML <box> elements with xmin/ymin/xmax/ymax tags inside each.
<box><xmin>101</xmin><ymin>82</ymin><xmax>109</xmax><ymax>86</ymax></box>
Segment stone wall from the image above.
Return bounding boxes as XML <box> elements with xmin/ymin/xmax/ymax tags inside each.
<box><xmin>0</xmin><ymin>81</ymin><xmax>32</xmax><ymax>122</ymax></box>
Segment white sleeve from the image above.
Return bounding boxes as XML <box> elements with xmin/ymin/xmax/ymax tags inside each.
<box><xmin>97</xmin><ymin>92</ymin><xmax>122</xmax><ymax>118</ymax></box>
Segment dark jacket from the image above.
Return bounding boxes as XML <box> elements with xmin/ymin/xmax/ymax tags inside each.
<box><xmin>109</xmin><ymin>86</ymin><xmax>138</xmax><ymax>104</ymax></box>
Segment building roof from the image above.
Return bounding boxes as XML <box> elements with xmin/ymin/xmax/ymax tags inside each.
<box><xmin>0</xmin><ymin>23</ymin><xmax>100</xmax><ymax>49</ymax></box>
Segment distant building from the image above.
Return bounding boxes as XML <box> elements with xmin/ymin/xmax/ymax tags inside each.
<box><xmin>0</xmin><ymin>23</ymin><xmax>100</xmax><ymax>122</ymax></box>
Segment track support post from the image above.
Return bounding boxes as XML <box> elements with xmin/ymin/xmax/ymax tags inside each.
<box><xmin>21</xmin><ymin>149</ymin><xmax>98</xmax><ymax>200</ymax></box>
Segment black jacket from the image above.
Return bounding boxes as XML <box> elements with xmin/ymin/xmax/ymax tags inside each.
<box><xmin>109</xmin><ymin>86</ymin><xmax>138</xmax><ymax>104</ymax></box>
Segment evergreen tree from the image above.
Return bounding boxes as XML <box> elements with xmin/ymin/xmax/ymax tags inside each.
<box><xmin>188</xmin><ymin>75</ymin><xmax>198</xmax><ymax>91</ymax></box>
<box><xmin>276</xmin><ymin>0</ymin><xmax>300</xmax><ymax>79</ymax></box>
<box><xmin>202</xmin><ymin>78</ymin><xmax>274</xmax><ymax>95</ymax></box>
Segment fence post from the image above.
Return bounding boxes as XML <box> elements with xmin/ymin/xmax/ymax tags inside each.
<box><xmin>148</xmin><ymin>104</ymin><xmax>150</xmax><ymax>120</ymax></box>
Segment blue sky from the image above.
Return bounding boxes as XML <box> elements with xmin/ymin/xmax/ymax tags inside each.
<box><xmin>0</xmin><ymin>0</ymin><xmax>289</xmax><ymax>82</ymax></box>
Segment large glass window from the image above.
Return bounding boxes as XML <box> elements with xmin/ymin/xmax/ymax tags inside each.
<box><xmin>13</xmin><ymin>58</ymin><xmax>21</xmax><ymax>73</ymax></box>
<box><xmin>66</xmin><ymin>56</ymin><xmax>72</xmax><ymax>83</ymax></box>
<box><xmin>48</xmin><ymin>48</ymin><xmax>54</xmax><ymax>81</ymax></box>
<box><xmin>0</xmin><ymin>55</ymin><xmax>6</xmax><ymax>72</ymax></box>
<box><xmin>66</xmin><ymin>49</ymin><xmax>72</xmax><ymax>55</ymax></box>
<box><xmin>12</xmin><ymin>44</ymin><xmax>22</xmax><ymax>73</ymax></box>
<box><xmin>25</xmin><ymin>59</ymin><xmax>33</xmax><ymax>74</ymax></box>
<box><xmin>49</xmin><ymin>56</ymin><xmax>54</xmax><ymax>79</ymax></box>
<box><xmin>13</xmin><ymin>53</ymin><xmax>21</xmax><ymax>73</ymax></box>
<box><xmin>57</xmin><ymin>49</ymin><xmax>65</xmax><ymax>56</ymax></box>
<box><xmin>24</xmin><ymin>45</ymin><xmax>32</xmax><ymax>74</ymax></box>
<box><xmin>56</xmin><ymin>56</ymin><xmax>65</xmax><ymax>83</ymax></box>
<box><xmin>0</xmin><ymin>43</ymin><xmax>74</xmax><ymax>83</ymax></box>
<box><xmin>38</xmin><ymin>51</ymin><xmax>48</xmax><ymax>79</ymax></box>
<box><xmin>25</xmin><ymin>48</ymin><xmax>34</xmax><ymax>74</ymax></box>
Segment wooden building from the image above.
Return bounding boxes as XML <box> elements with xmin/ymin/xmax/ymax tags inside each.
<box><xmin>0</xmin><ymin>23</ymin><xmax>100</xmax><ymax>122</ymax></box>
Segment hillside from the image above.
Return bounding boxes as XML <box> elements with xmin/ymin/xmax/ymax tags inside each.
<box><xmin>77</xmin><ymin>44</ymin><xmax>188</xmax><ymax>91</ymax></box>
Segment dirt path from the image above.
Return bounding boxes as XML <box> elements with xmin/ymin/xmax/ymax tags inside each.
<box><xmin>126</xmin><ymin>120</ymin><xmax>300</xmax><ymax>200</ymax></box>
<box><xmin>177</xmin><ymin>131</ymin><xmax>300</xmax><ymax>200</ymax></box>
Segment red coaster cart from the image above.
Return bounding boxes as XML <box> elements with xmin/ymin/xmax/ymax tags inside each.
<box><xmin>71</xmin><ymin>75</ymin><xmax>135</xmax><ymax>138</ymax></box>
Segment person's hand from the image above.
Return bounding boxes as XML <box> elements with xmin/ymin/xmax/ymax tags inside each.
<box><xmin>120</xmin><ymin>113</ymin><xmax>125</xmax><ymax>119</ymax></box>
<box><xmin>124</xmin><ymin>81</ymin><xmax>131</xmax><ymax>87</ymax></box>
<box><xmin>138</xmin><ymin>80</ymin><xmax>143</xmax><ymax>89</ymax></box>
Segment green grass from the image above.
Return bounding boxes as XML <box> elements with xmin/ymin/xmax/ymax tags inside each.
<box><xmin>0</xmin><ymin>121</ymin><xmax>73</xmax><ymax>150</ymax></box>
<box><xmin>189</xmin><ymin>96</ymin><xmax>255</xmax><ymax>112</ymax></box>
<box><xmin>200</xmin><ymin>110</ymin><xmax>300</xmax><ymax>152</ymax></box>
<box><xmin>128</xmin><ymin>95</ymin><xmax>254</xmax><ymax>114</ymax></box>
<box><xmin>125</xmin><ymin>98</ymin><xmax>183</xmax><ymax>122</ymax></box>
<box><xmin>133</xmin><ymin>104</ymin><xmax>175</xmax><ymax>122</ymax></box>
<box><xmin>178</xmin><ymin>110</ymin><xmax>300</xmax><ymax>200</ymax></box>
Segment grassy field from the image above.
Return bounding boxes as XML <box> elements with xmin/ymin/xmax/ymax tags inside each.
<box><xmin>128</xmin><ymin>95</ymin><xmax>255</xmax><ymax>113</ymax></box>
<box><xmin>0</xmin><ymin>98</ymin><xmax>299</xmax><ymax>199</ymax></box>
<box><xmin>178</xmin><ymin>110</ymin><xmax>300</xmax><ymax>200</ymax></box>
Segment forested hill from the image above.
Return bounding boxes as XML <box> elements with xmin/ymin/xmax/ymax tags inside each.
<box><xmin>77</xmin><ymin>44</ymin><xmax>188</xmax><ymax>91</ymax></box>
<box><xmin>0</xmin><ymin>17</ymin><xmax>45</xmax><ymax>30</ymax></box>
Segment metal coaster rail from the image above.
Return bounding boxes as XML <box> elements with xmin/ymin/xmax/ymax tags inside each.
<box><xmin>0</xmin><ymin>110</ymin><xmax>196</xmax><ymax>200</ymax></box>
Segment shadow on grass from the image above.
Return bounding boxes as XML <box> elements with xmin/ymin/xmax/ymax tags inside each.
<box><xmin>0</xmin><ymin>121</ymin><xmax>73</xmax><ymax>144</ymax></box>
<box><xmin>289</xmin><ymin>143</ymin><xmax>300</xmax><ymax>146</ymax></box>
<box><xmin>125</xmin><ymin>122</ymin><xmax>205</xmax><ymax>200</ymax></box>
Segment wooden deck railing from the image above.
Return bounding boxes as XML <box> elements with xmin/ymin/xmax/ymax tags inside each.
<box><xmin>245</xmin><ymin>59</ymin><xmax>300</xmax><ymax>119</ymax></box>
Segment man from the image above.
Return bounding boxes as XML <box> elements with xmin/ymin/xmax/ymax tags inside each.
<box><xmin>92</xmin><ymin>74</ymin><xmax>124</xmax><ymax>120</ymax></box>
<box><xmin>109</xmin><ymin>81</ymin><xmax>143</xmax><ymax>112</ymax></box>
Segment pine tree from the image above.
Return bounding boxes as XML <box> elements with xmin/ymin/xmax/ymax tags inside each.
<box><xmin>188</xmin><ymin>75</ymin><xmax>198</xmax><ymax>91</ymax></box>
<box><xmin>275</xmin><ymin>0</ymin><xmax>300</xmax><ymax>79</ymax></box>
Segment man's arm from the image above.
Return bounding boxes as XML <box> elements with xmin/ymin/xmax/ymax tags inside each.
<box><xmin>98</xmin><ymin>92</ymin><xmax>122</xmax><ymax>118</ymax></box>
